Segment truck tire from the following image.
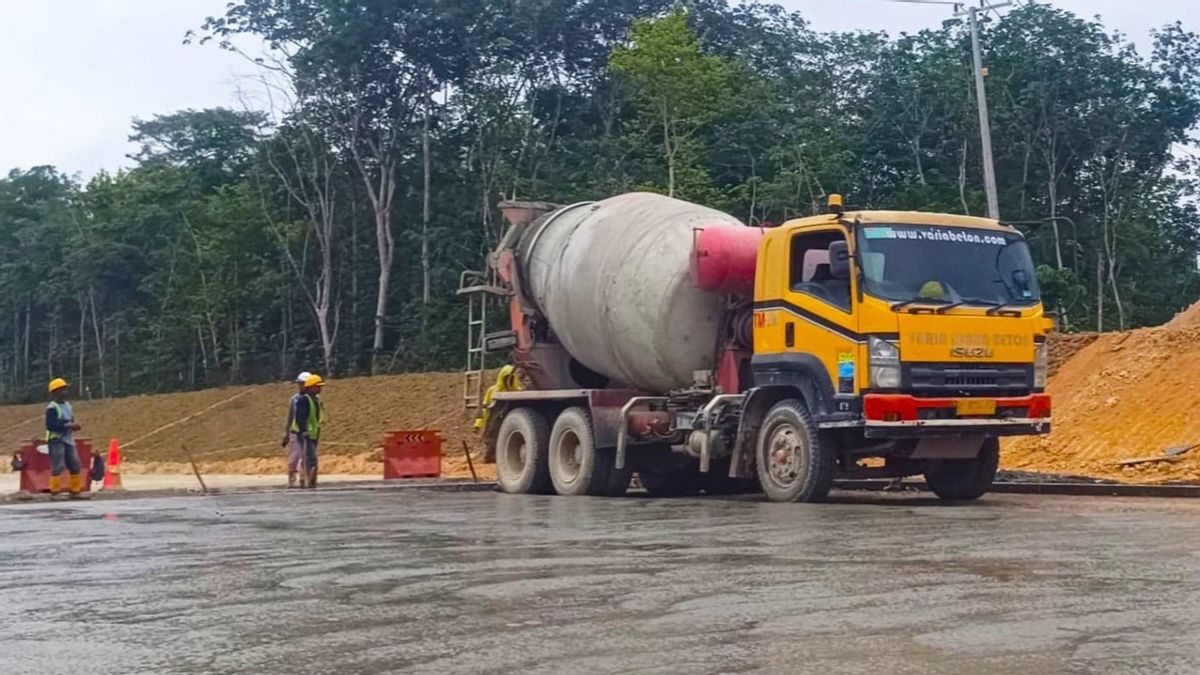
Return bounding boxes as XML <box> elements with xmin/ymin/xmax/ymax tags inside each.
<box><xmin>495</xmin><ymin>408</ymin><xmax>553</xmax><ymax>494</ymax></box>
<box><xmin>924</xmin><ymin>437</ymin><xmax>1000</xmax><ymax>501</ymax></box>
<box><xmin>756</xmin><ymin>399</ymin><xmax>835</xmax><ymax>503</ymax></box>
<box><xmin>548</xmin><ymin>407</ymin><xmax>612</xmax><ymax>496</ymax></box>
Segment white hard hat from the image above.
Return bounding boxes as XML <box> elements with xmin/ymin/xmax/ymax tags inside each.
<box><xmin>295</xmin><ymin>371</ymin><xmax>312</xmax><ymax>383</ymax></box>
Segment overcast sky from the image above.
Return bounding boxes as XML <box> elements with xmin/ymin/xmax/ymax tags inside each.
<box><xmin>1</xmin><ymin>0</ymin><xmax>1196</xmax><ymax>178</ymax></box>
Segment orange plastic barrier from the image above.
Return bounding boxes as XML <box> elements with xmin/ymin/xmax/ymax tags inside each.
<box><xmin>382</xmin><ymin>430</ymin><xmax>442</xmax><ymax>479</ymax></box>
<box><xmin>17</xmin><ymin>438</ymin><xmax>95</xmax><ymax>493</ymax></box>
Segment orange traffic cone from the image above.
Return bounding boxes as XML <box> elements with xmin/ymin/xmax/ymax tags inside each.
<box><xmin>103</xmin><ymin>438</ymin><xmax>124</xmax><ymax>491</ymax></box>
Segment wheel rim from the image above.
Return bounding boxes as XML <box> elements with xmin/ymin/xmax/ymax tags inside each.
<box><xmin>499</xmin><ymin>430</ymin><xmax>528</xmax><ymax>480</ymax></box>
<box><xmin>765</xmin><ymin>423</ymin><xmax>807</xmax><ymax>489</ymax></box>
<box><xmin>553</xmin><ymin>429</ymin><xmax>582</xmax><ymax>486</ymax></box>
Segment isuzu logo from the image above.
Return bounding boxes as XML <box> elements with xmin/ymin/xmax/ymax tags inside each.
<box><xmin>950</xmin><ymin>346</ymin><xmax>995</xmax><ymax>358</ymax></box>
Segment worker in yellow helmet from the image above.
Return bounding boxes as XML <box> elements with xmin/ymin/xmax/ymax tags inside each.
<box><xmin>474</xmin><ymin>366</ymin><xmax>523</xmax><ymax>432</ymax></box>
<box><xmin>289</xmin><ymin>374</ymin><xmax>326</xmax><ymax>488</ymax></box>
<box><xmin>45</xmin><ymin>378</ymin><xmax>87</xmax><ymax>499</ymax></box>
<box><xmin>282</xmin><ymin>371</ymin><xmax>312</xmax><ymax>488</ymax></box>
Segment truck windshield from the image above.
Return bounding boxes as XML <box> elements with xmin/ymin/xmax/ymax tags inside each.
<box><xmin>855</xmin><ymin>224</ymin><xmax>1040</xmax><ymax>307</ymax></box>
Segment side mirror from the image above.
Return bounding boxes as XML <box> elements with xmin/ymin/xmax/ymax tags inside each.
<box><xmin>829</xmin><ymin>241</ymin><xmax>851</xmax><ymax>280</ymax></box>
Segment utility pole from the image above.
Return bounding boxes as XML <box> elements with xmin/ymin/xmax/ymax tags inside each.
<box><xmin>958</xmin><ymin>2</ymin><xmax>1009</xmax><ymax>220</ymax></box>
<box><xmin>886</xmin><ymin>0</ymin><xmax>1010</xmax><ymax>219</ymax></box>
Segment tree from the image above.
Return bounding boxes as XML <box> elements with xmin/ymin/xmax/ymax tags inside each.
<box><xmin>610</xmin><ymin>10</ymin><xmax>733</xmax><ymax>198</ymax></box>
<box><xmin>2</xmin><ymin>0</ymin><xmax>1199</xmax><ymax>405</ymax></box>
<box><xmin>130</xmin><ymin>108</ymin><xmax>267</xmax><ymax>190</ymax></box>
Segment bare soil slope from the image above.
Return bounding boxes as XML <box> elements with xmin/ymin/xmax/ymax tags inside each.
<box><xmin>1005</xmin><ymin>312</ymin><xmax>1200</xmax><ymax>483</ymax></box>
<box><xmin>0</xmin><ymin>372</ymin><xmax>489</xmax><ymax>479</ymax></box>
<box><xmin>0</xmin><ymin>322</ymin><xmax>1188</xmax><ymax>484</ymax></box>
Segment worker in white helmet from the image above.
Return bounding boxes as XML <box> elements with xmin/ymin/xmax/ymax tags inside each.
<box><xmin>282</xmin><ymin>371</ymin><xmax>312</xmax><ymax>488</ymax></box>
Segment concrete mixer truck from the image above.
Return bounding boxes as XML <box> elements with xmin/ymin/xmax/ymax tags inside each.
<box><xmin>459</xmin><ymin>192</ymin><xmax>1052</xmax><ymax>503</ymax></box>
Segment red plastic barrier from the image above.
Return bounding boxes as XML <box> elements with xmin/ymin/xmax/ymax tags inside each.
<box><xmin>382</xmin><ymin>430</ymin><xmax>442</xmax><ymax>479</ymax></box>
<box><xmin>692</xmin><ymin>226</ymin><xmax>765</xmax><ymax>294</ymax></box>
<box><xmin>17</xmin><ymin>438</ymin><xmax>95</xmax><ymax>493</ymax></box>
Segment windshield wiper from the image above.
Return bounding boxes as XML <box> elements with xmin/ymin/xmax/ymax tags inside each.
<box><xmin>958</xmin><ymin>297</ymin><xmax>1027</xmax><ymax>316</ymax></box>
<box><xmin>890</xmin><ymin>297</ymin><xmax>956</xmax><ymax>313</ymax></box>
<box><xmin>985</xmin><ymin>302</ymin><xmax>1029</xmax><ymax>316</ymax></box>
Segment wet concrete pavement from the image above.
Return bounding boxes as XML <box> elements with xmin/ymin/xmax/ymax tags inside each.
<box><xmin>2</xmin><ymin>489</ymin><xmax>1198</xmax><ymax>674</ymax></box>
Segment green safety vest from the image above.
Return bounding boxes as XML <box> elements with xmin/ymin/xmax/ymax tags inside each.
<box><xmin>46</xmin><ymin>401</ymin><xmax>72</xmax><ymax>442</ymax></box>
<box><xmin>289</xmin><ymin>394</ymin><xmax>324</xmax><ymax>440</ymax></box>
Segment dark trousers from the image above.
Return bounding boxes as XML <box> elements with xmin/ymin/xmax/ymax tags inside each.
<box><xmin>49</xmin><ymin>440</ymin><xmax>81</xmax><ymax>476</ymax></box>
<box><xmin>304</xmin><ymin>438</ymin><xmax>318</xmax><ymax>472</ymax></box>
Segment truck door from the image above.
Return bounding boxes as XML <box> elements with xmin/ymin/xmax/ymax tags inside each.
<box><xmin>755</xmin><ymin>227</ymin><xmax>859</xmax><ymax>402</ymax></box>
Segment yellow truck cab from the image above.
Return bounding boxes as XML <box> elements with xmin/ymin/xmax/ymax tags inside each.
<box><xmin>742</xmin><ymin>197</ymin><xmax>1051</xmax><ymax>500</ymax></box>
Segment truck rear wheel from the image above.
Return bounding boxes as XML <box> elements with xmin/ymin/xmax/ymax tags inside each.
<box><xmin>756</xmin><ymin>399</ymin><xmax>835</xmax><ymax>503</ymax></box>
<box><xmin>495</xmin><ymin>408</ymin><xmax>553</xmax><ymax>494</ymax></box>
<box><xmin>548</xmin><ymin>407</ymin><xmax>615</xmax><ymax>497</ymax></box>
<box><xmin>924</xmin><ymin>437</ymin><xmax>1000</xmax><ymax>501</ymax></box>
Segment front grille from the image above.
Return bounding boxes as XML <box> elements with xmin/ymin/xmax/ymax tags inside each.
<box><xmin>906</xmin><ymin>363</ymin><xmax>1033</xmax><ymax>398</ymax></box>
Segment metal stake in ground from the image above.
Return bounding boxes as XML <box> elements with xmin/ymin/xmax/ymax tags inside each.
<box><xmin>180</xmin><ymin>444</ymin><xmax>209</xmax><ymax>494</ymax></box>
<box><xmin>462</xmin><ymin>440</ymin><xmax>479</xmax><ymax>483</ymax></box>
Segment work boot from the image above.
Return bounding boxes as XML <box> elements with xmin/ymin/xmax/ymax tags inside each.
<box><xmin>306</xmin><ymin>468</ymin><xmax>318</xmax><ymax>489</ymax></box>
<box><xmin>287</xmin><ymin>471</ymin><xmax>297</xmax><ymax>489</ymax></box>
<box><xmin>67</xmin><ymin>473</ymin><xmax>90</xmax><ymax>500</ymax></box>
<box><xmin>48</xmin><ymin>474</ymin><xmax>62</xmax><ymax>498</ymax></box>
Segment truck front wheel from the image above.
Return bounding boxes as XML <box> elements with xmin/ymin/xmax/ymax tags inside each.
<box><xmin>495</xmin><ymin>408</ymin><xmax>553</xmax><ymax>494</ymax></box>
<box><xmin>923</xmin><ymin>437</ymin><xmax>1000</xmax><ymax>501</ymax></box>
<box><xmin>756</xmin><ymin>399</ymin><xmax>835</xmax><ymax>503</ymax></box>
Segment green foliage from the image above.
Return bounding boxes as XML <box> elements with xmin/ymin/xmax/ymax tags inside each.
<box><xmin>610</xmin><ymin>10</ymin><xmax>734</xmax><ymax>198</ymax></box>
<box><xmin>1</xmin><ymin>0</ymin><xmax>1198</xmax><ymax>402</ymax></box>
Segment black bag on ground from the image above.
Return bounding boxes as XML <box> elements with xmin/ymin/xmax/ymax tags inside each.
<box><xmin>90</xmin><ymin>454</ymin><xmax>105</xmax><ymax>483</ymax></box>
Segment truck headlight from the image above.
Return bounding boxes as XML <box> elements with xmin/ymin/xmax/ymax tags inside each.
<box><xmin>868</xmin><ymin>336</ymin><xmax>902</xmax><ymax>389</ymax></box>
<box><xmin>1034</xmin><ymin>341</ymin><xmax>1048</xmax><ymax>389</ymax></box>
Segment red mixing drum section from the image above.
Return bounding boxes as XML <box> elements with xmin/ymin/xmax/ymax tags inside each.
<box><xmin>692</xmin><ymin>225</ymin><xmax>765</xmax><ymax>294</ymax></box>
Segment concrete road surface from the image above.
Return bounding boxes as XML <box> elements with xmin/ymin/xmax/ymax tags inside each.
<box><xmin>0</xmin><ymin>472</ymin><xmax>372</xmax><ymax>494</ymax></box>
<box><xmin>2</xmin><ymin>489</ymin><xmax>1198</xmax><ymax>674</ymax></box>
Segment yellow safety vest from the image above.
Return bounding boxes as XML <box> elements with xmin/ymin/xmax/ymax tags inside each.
<box><xmin>289</xmin><ymin>394</ymin><xmax>324</xmax><ymax>439</ymax></box>
<box><xmin>46</xmin><ymin>401</ymin><xmax>72</xmax><ymax>442</ymax></box>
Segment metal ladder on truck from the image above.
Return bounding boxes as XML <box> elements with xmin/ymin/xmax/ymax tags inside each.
<box><xmin>456</xmin><ymin>269</ymin><xmax>508</xmax><ymax>417</ymax></box>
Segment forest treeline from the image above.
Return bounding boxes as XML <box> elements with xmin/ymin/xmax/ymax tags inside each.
<box><xmin>2</xmin><ymin>0</ymin><xmax>1199</xmax><ymax>402</ymax></box>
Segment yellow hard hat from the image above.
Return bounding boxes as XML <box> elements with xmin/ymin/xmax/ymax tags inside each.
<box><xmin>48</xmin><ymin>378</ymin><xmax>68</xmax><ymax>393</ymax></box>
<box><xmin>918</xmin><ymin>281</ymin><xmax>946</xmax><ymax>299</ymax></box>
<box><xmin>303</xmin><ymin>374</ymin><xmax>326</xmax><ymax>388</ymax></box>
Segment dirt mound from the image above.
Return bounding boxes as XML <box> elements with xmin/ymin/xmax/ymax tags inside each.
<box><xmin>1166</xmin><ymin>301</ymin><xmax>1200</xmax><ymax>329</ymax></box>
<box><xmin>1047</xmin><ymin>332</ymin><xmax>1100</xmax><ymax>378</ymax></box>
<box><xmin>1005</xmin><ymin>322</ymin><xmax>1200</xmax><ymax>483</ymax></box>
<box><xmin>0</xmin><ymin>372</ymin><xmax>491</xmax><ymax>479</ymax></box>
